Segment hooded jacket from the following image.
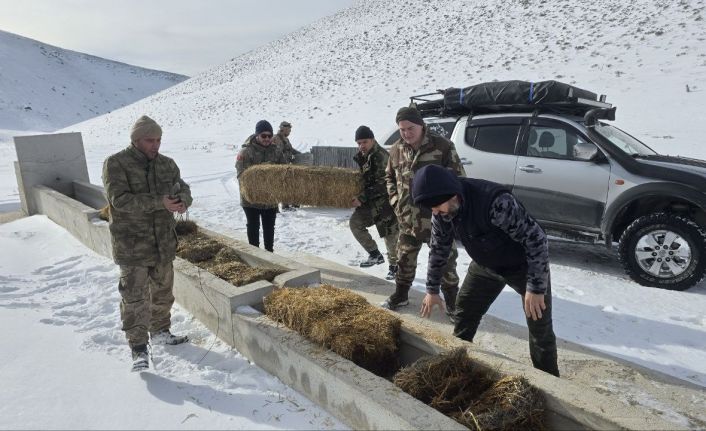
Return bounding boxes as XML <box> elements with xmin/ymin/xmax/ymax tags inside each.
<box><xmin>412</xmin><ymin>165</ymin><xmax>549</xmax><ymax>294</ymax></box>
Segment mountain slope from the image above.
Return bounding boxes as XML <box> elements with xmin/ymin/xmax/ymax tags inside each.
<box><xmin>0</xmin><ymin>29</ymin><xmax>187</xmax><ymax>131</ymax></box>
<box><xmin>66</xmin><ymin>0</ymin><xmax>706</xmax><ymax>158</ymax></box>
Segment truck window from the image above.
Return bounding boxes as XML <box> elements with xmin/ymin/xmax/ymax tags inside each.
<box><xmin>525</xmin><ymin>125</ymin><xmax>589</xmax><ymax>159</ymax></box>
<box><xmin>466</xmin><ymin>125</ymin><xmax>520</xmax><ymax>155</ymax></box>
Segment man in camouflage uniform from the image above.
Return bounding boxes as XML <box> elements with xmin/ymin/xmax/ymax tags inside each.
<box><xmin>236</xmin><ymin>120</ymin><xmax>286</xmax><ymax>251</ymax></box>
<box><xmin>349</xmin><ymin>126</ymin><xmax>399</xmax><ymax>280</ymax></box>
<box><xmin>382</xmin><ymin>107</ymin><xmax>465</xmax><ymax>313</ymax></box>
<box><xmin>273</xmin><ymin>121</ymin><xmax>300</xmax><ymax>211</ymax></box>
<box><xmin>102</xmin><ymin>115</ymin><xmax>193</xmax><ymax>371</ymax></box>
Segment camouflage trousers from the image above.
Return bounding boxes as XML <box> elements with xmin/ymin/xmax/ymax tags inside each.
<box><xmin>391</xmin><ymin>233</ymin><xmax>459</xmax><ymax>305</ymax></box>
<box><xmin>349</xmin><ymin>204</ymin><xmax>399</xmax><ymax>265</ymax></box>
<box><xmin>118</xmin><ymin>261</ymin><xmax>175</xmax><ymax>348</ymax></box>
<box><xmin>453</xmin><ymin>262</ymin><xmax>559</xmax><ymax>377</ymax></box>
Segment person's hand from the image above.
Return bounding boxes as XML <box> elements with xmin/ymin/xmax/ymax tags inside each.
<box><xmin>351</xmin><ymin>198</ymin><xmax>362</xmax><ymax>207</ymax></box>
<box><xmin>420</xmin><ymin>293</ymin><xmax>445</xmax><ymax>318</ymax></box>
<box><xmin>163</xmin><ymin>195</ymin><xmax>186</xmax><ymax>213</ymax></box>
<box><xmin>524</xmin><ymin>291</ymin><xmax>546</xmax><ymax>321</ymax></box>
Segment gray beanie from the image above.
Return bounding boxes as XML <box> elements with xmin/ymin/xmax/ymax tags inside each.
<box><xmin>130</xmin><ymin>115</ymin><xmax>162</xmax><ymax>142</ymax></box>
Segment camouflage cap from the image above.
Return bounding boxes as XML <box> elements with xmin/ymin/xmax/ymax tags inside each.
<box><xmin>280</xmin><ymin>121</ymin><xmax>292</xmax><ymax>128</ymax></box>
<box><xmin>130</xmin><ymin>115</ymin><xmax>162</xmax><ymax>142</ymax></box>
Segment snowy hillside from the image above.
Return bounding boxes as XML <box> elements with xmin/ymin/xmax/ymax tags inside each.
<box><xmin>0</xmin><ymin>29</ymin><xmax>187</xmax><ymax>132</ymax></box>
<box><xmin>64</xmin><ymin>0</ymin><xmax>706</xmax><ymax>158</ymax></box>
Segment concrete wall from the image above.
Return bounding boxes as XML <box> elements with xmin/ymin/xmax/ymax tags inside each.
<box><xmin>14</xmin><ymin>133</ymin><xmax>88</xmax><ymax>215</ymax></box>
<box><xmin>33</xmin><ymin>185</ymin><xmax>112</xmax><ymax>259</ymax></box>
<box><xmin>73</xmin><ymin>180</ymin><xmax>108</xmax><ymax>210</ymax></box>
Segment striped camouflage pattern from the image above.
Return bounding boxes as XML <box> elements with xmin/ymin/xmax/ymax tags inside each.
<box><xmin>102</xmin><ymin>145</ymin><xmax>193</xmax><ymax>266</ymax></box>
<box><xmin>385</xmin><ymin>131</ymin><xmax>465</xmax><ymax>238</ymax></box>
<box><xmin>273</xmin><ymin>132</ymin><xmax>300</xmax><ymax>163</ymax></box>
<box><xmin>236</xmin><ymin>135</ymin><xmax>286</xmax><ymax>209</ymax></box>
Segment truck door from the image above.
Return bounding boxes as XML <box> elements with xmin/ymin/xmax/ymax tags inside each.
<box><xmin>455</xmin><ymin>117</ymin><xmax>522</xmax><ymax>187</ymax></box>
<box><xmin>513</xmin><ymin>118</ymin><xmax>611</xmax><ymax>230</ymax></box>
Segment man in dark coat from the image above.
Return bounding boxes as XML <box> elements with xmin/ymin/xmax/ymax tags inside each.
<box><xmin>236</xmin><ymin>120</ymin><xmax>286</xmax><ymax>251</ymax></box>
<box><xmin>411</xmin><ymin>164</ymin><xmax>559</xmax><ymax>377</ymax></box>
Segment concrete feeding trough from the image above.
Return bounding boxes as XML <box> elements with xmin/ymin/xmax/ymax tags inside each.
<box><xmin>12</xmin><ymin>132</ymin><xmax>683</xmax><ymax>431</ymax></box>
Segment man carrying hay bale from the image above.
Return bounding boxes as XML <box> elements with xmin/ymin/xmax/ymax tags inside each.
<box><xmin>381</xmin><ymin>106</ymin><xmax>464</xmax><ymax>313</ymax></box>
<box><xmin>412</xmin><ymin>164</ymin><xmax>559</xmax><ymax>377</ymax></box>
<box><xmin>102</xmin><ymin>115</ymin><xmax>193</xmax><ymax>372</ymax></box>
<box><xmin>273</xmin><ymin>121</ymin><xmax>300</xmax><ymax>211</ymax></box>
<box><xmin>236</xmin><ymin>120</ymin><xmax>286</xmax><ymax>252</ymax></box>
<box><xmin>350</xmin><ymin>125</ymin><xmax>399</xmax><ymax>280</ymax></box>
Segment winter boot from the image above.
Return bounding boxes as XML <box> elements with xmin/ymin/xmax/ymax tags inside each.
<box><xmin>385</xmin><ymin>265</ymin><xmax>398</xmax><ymax>281</ymax></box>
<box><xmin>360</xmin><ymin>249</ymin><xmax>385</xmax><ymax>267</ymax></box>
<box><xmin>380</xmin><ymin>293</ymin><xmax>409</xmax><ymax>311</ymax></box>
<box><xmin>151</xmin><ymin>329</ymin><xmax>189</xmax><ymax>346</ymax></box>
<box><xmin>131</xmin><ymin>344</ymin><xmax>149</xmax><ymax>372</ymax></box>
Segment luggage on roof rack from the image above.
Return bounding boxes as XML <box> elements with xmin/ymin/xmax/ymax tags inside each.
<box><xmin>411</xmin><ymin>80</ymin><xmax>612</xmax><ymax>118</ymax></box>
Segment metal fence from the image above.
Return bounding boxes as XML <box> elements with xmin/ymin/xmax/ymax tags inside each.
<box><xmin>309</xmin><ymin>146</ymin><xmax>359</xmax><ymax>169</ymax></box>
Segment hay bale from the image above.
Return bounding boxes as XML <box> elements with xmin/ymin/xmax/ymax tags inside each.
<box><xmin>213</xmin><ymin>247</ymin><xmax>243</xmax><ymax>264</ymax></box>
<box><xmin>177</xmin><ymin>235</ymin><xmax>224</xmax><ymax>262</ymax></box>
<box><xmin>456</xmin><ymin>376</ymin><xmax>546</xmax><ymax>431</ymax></box>
<box><xmin>264</xmin><ymin>284</ymin><xmax>401</xmax><ymax>376</ymax></box>
<box><xmin>393</xmin><ymin>348</ymin><xmax>497</xmax><ymax>415</ymax></box>
<box><xmin>98</xmin><ymin>205</ymin><xmax>110</xmax><ymax>221</ymax></box>
<box><xmin>239</xmin><ymin>164</ymin><xmax>361</xmax><ymax>208</ymax></box>
<box><xmin>205</xmin><ymin>260</ymin><xmax>282</xmax><ymax>286</ymax></box>
<box><xmin>176</xmin><ymin>230</ymin><xmax>284</xmax><ymax>286</ymax></box>
<box><xmin>175</xmin><ymin>220</ymin><xmax>198</xmax><ymax>236</ymax></box>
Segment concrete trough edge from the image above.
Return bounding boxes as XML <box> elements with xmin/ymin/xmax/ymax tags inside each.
<box><xmin>232</xmin><ymin>309</ymin><xmax>467</xmax><ymax>431</ymax></box>
<box><xmin>26</xmin><ymin>184</ymin><xmax>680</xmax><ymax>430</ymax></box>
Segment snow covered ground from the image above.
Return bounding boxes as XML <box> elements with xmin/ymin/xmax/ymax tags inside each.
<box><xmin>1</xmin><ymin>0</ymin><xmax>706</xmax><ymax>428</ymax></box>
<box><xmin>0</xmin><ymin>215</ymin><xmax>344</xmax><ymax>430</ymax></box>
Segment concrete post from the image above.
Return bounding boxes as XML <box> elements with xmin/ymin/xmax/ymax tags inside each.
<box><xmin>13</xmin><ymin>132</ymin><xmax>89</xmax><ymax>215</ymax></box>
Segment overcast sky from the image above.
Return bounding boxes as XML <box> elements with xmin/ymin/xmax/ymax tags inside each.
<box><xmin>0</xmin><ymin>0</ymin><xmax>354</xmax><ymax>76</ymax></box>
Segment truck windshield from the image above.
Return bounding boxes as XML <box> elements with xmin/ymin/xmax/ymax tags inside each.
<box><xmin>594</xmin><ymin>123</ymin><xmax>656</xmax><ymax>156</ymax></box>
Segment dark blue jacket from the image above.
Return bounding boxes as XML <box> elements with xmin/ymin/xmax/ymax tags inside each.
<box><xmin>412</xmin><ymin>165</ymin><xmax>549</xmax><ymax>294</ymax></box>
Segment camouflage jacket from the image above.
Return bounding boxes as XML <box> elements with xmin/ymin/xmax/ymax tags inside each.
<box><xmin>102</xmin><ymin>144</ymin><xmax>193</xmax><ymax>266</ymax></box>
<box><xmin>236</xmin><ymin>135</ymin><xmax>286</xmax><ymax>209</ymax></box>
<box><xmin>273</xmin><ymin>132</ymin><xmax>300</xmax><ymax>163</ymax></box>
<box><xmin>386</xmin><ymin>132</ymin><xmax>464</xmax><ymax>238</ymax></box>
<box><xmin>354</xmin><ymin>142</ymin><xmax>397</xmax><ymax>235</ymax></box>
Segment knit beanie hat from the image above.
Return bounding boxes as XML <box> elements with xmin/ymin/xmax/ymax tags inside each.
<box><xmin>255</xmin><ymin>120</ymin><xmax>273</xmax><ymax>135</ymax></box>
<box><xmin>354</xmin><ymin>125</ymin><xmax>375</xmax><ymax>141</ymax></box>
<box><xmin>417</xmin><ymin>193</ymin><xmax>455</xmax><ymax>209</ymax></box>
<box><xmin>130</xmin><ymin>115</ymin><xmax>162</xmax><ymax>142</ymax></box>
<box><xmin>395</xmin><ymin>106</ymin><xmax>425</xmax><ymax>126</ymax></box>
<box><xmin>412</xmin><ymin>164</ymin><xmax>462</xmax><ymax>208</ymax></box>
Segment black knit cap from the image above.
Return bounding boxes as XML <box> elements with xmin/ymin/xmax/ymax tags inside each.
<box><xmin>412</xmin><ymin>165</ymin><xmax>462</xmax><ymax>208</ymax></box>
<box><xmin>355</xmin><ymin>125</ymin><xmax>375</xmax><ymax>140</ymax></box>
<box><xmin>395</xmin><ymin>106</ymin><xmax>425</xmax><ymax>126</ymax></box>
<box><xmin>255</xmin><ymin>120</ymin><xmax>273</xmax><ymax>135</ymax></box>
<box><xmin>417</xmin><ymin>193</ymin><xmax>455</xmax><ymax>209</ymax></box>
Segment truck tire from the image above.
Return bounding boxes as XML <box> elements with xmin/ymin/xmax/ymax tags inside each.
<box><xmin>618</xmin><ymin>213</ymin><xmax>706</xmax><ymax>290</ymax></box>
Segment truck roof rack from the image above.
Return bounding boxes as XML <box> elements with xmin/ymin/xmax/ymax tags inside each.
<box><xmin>409</xmin><ymin>84</ymin><xmax>614</xmax><ymax>119</ymax></box>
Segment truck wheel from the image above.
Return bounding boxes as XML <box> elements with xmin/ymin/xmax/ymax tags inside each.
<box><xmin>618</xmin><ymin>213</ymin><xmax>706</xmax><ymax>290</ymax></box>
